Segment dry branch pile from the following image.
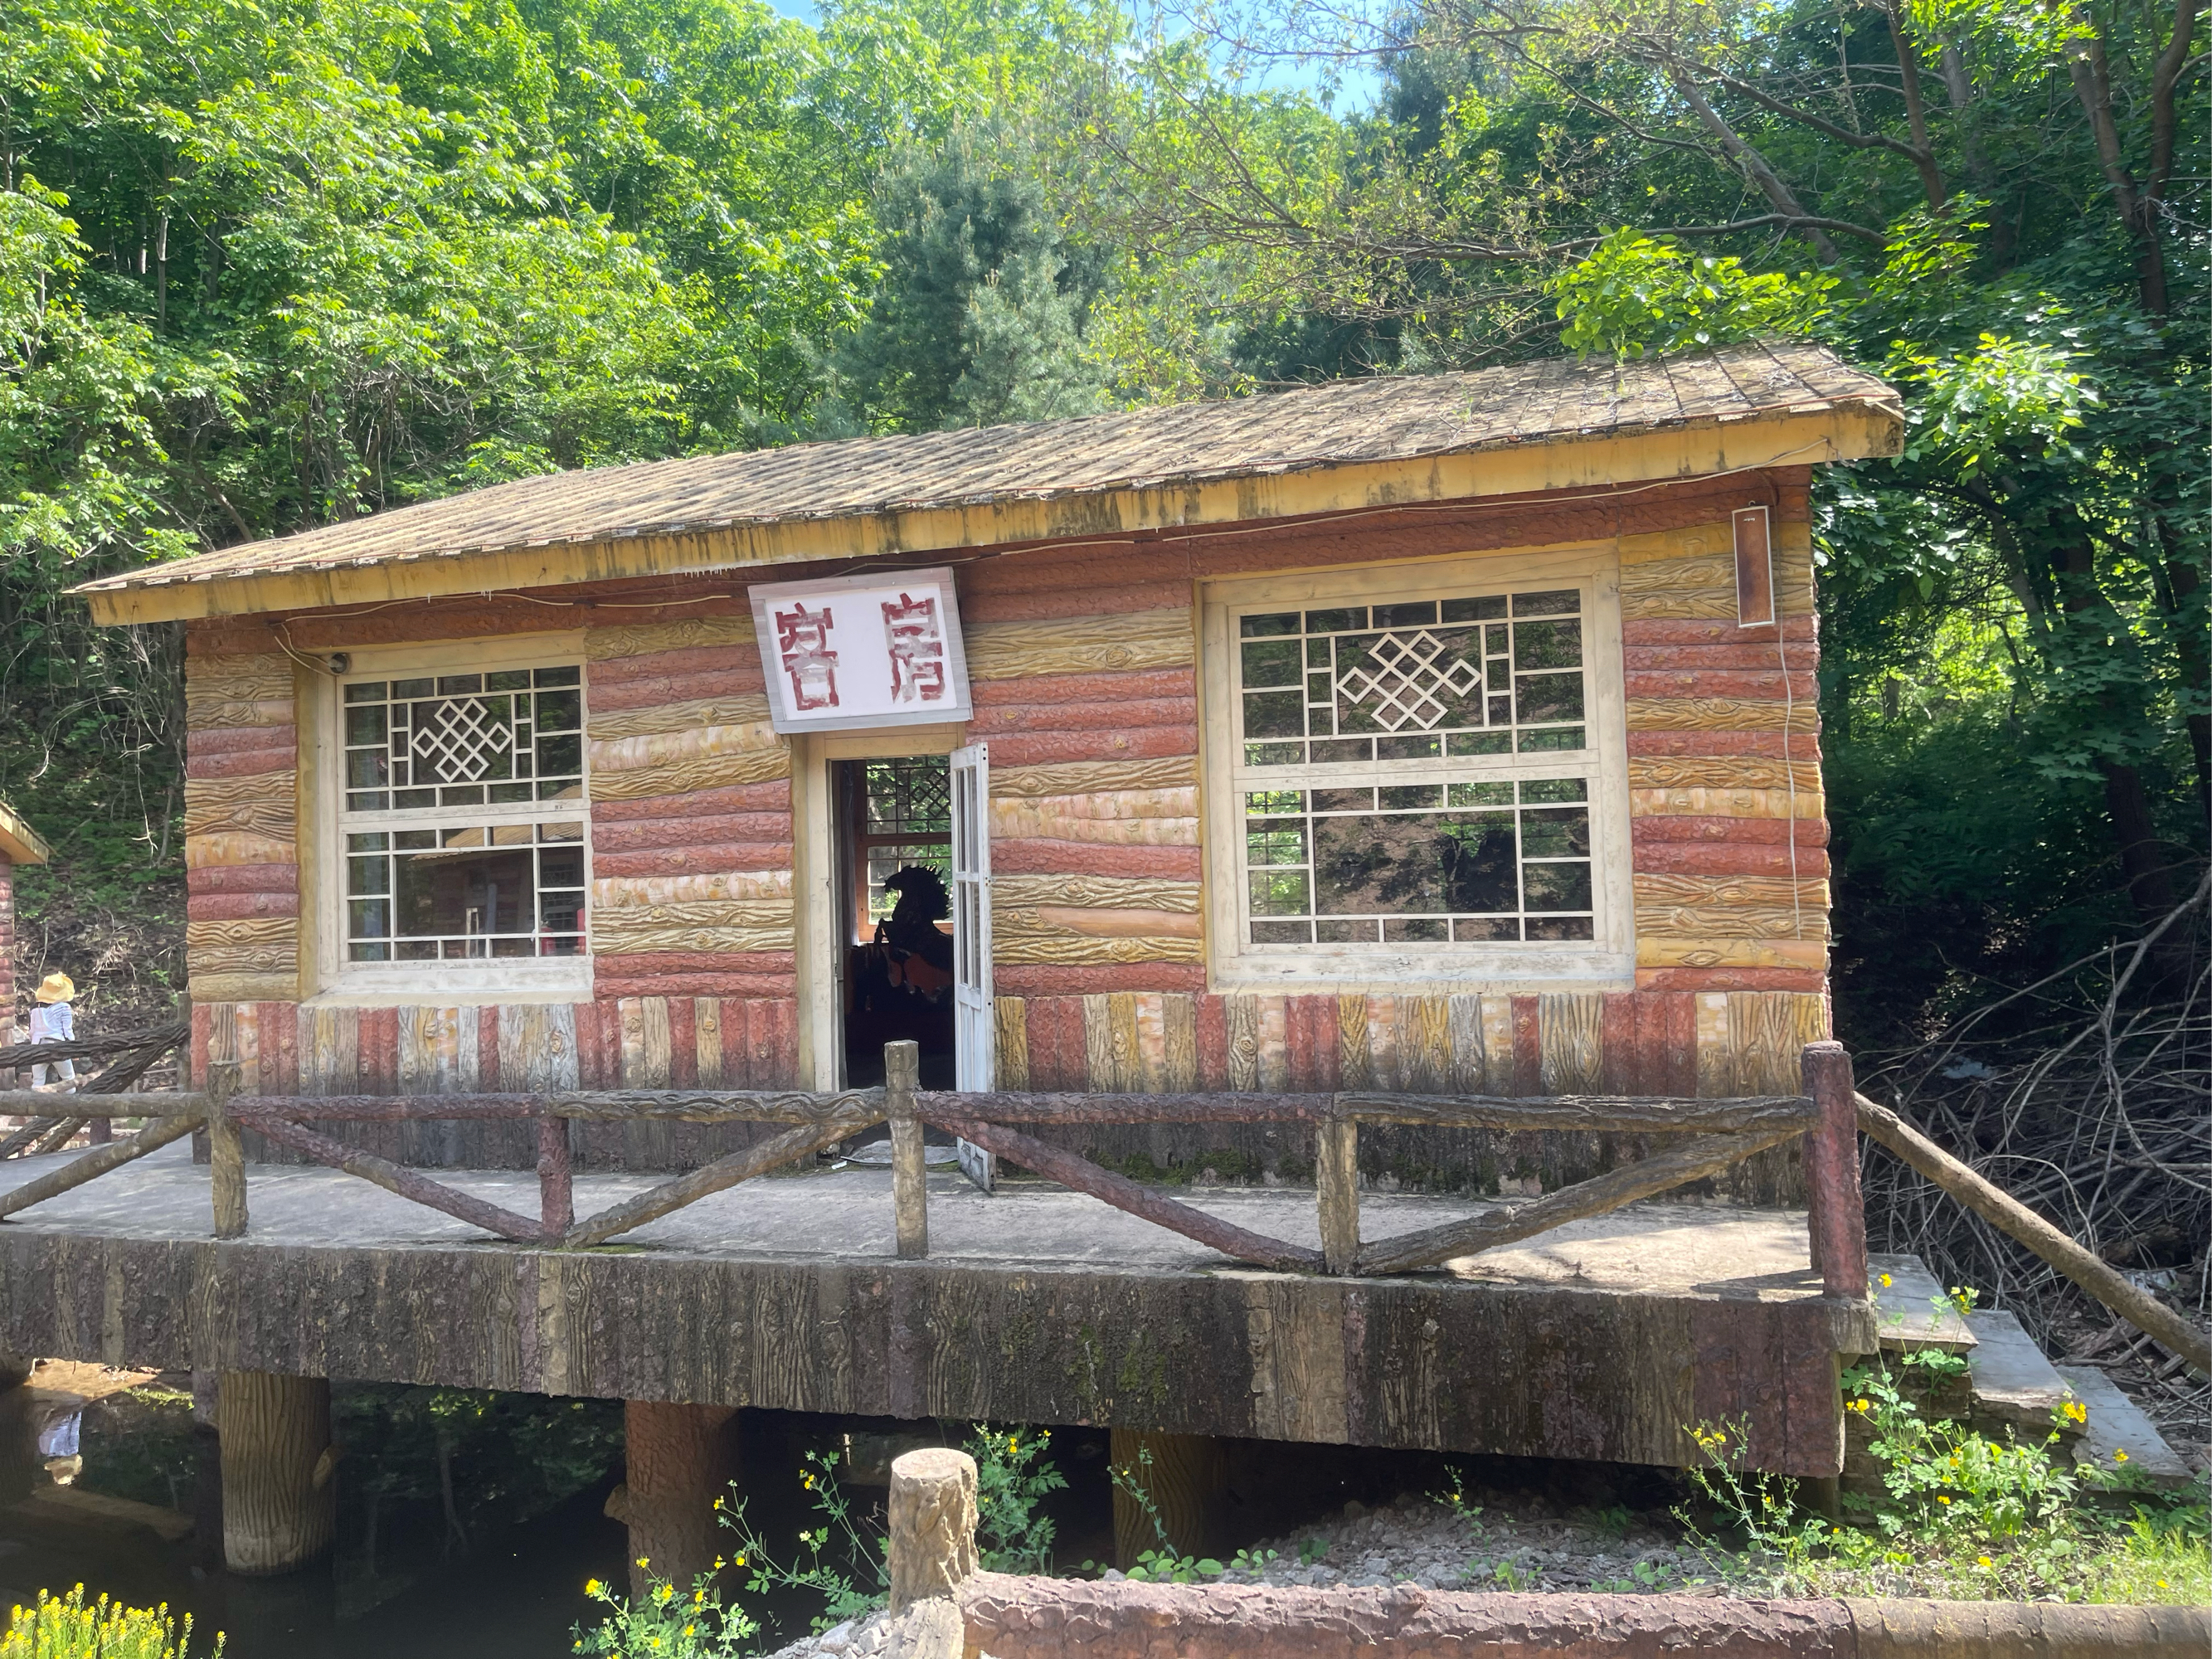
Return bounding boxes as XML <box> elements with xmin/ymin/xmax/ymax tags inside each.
<box><xmin>1855</xmin><ymin>873</ymin><xmax>2210</xmax><ymax>1458</ymax></box>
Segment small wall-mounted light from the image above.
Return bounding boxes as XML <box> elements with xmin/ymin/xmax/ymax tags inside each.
<box><xmin>328</xmin><ymin>653</ymin><xmax>351</xmax><ymax>675</ymax></box>
<box><xmin>1733</xmin><ymin>505</ymin><xmax>1775</xmax><ymax>628</ymax></box>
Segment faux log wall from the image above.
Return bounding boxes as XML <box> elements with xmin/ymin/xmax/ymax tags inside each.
<box><xmin>1618</xmin><ymin>500</ymin><xmax>1829</xmax><ymax>995</ymax></box>
<box><xmin>176</xmin><ymin>471</ymin><xmax>1833</xmax><ymax>1175</ymax></box>
<box><xmin>182</xmin><ymin>645</ymin><xmax>300</xmax><ymax>1004</ymax></box>
<box><xmin>0</xmin><ymin>1231</ymin><xmax>1862</xmax><ymax>1476</ymax></box>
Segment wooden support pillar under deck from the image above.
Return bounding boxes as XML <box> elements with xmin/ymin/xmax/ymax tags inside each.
<box><xmin>1110</xmin><ymin>1428</ymin><xmax>1227</xmax><ymax>1567</ymax></box>
<box><xmin>219</xmin><ymin>1370</ymin><xmax>336</xmax><ymax>1575</ymax></box>
<box><xmin>620</xmin><ymin>1401</ymin><xmax>741</xmax><ymax>1601</ymax></box>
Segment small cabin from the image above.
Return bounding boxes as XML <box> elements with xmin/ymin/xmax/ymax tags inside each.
<box><xmin>78</xmin><ymin>344</ymin><xmax>1898</xmax><ymax>1180</ymax></box>
<box><xmin>0</xmin><ymin>801</ymin><xmax>49</xmax><ymax>1047</ymax></box>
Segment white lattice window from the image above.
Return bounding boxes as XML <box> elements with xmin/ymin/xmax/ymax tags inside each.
<box><xmin>334</xmin><ymin>663</ymin><xmax>589</xmax><ymax>965</ymax></box>
<box><xmin>1202</xmin><ymin>551</ymin><xmax>1631</xmax><ymax>988</ymax></box>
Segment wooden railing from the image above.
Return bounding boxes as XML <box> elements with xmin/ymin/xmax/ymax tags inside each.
<box><xmin>0</xmin><ymin>1039</ymin><xmax>1869</xmax><ymax>1295</ymax></box>
<box><xmin>0</xmin><ymin>1021</ymin><xmax>190</xmax><ymax>1157</ymax></box>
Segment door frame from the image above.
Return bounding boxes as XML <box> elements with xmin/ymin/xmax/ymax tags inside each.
<box><xmin>792</xmin><ymin>724</ymin><xmax>967</xmax><ymax>1090</ymax></box>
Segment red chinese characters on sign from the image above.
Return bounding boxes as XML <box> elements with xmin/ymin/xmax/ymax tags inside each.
<box><xmin>774</xmin><ymin>603</ymin><xmax>840</xmax><ymax>711</ymax></box>
<box><xmin>752</xmin><ymin>569</ymin><xmax>970</xmax><ymax>732</ymax></box>
<box><xmin>882</xmin><ymin>591</ymin><xmax>947</xmax><ymax>704</ymax></box>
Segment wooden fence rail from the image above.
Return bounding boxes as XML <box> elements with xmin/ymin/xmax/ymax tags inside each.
<box><xmin>0</xmin><ymin>1039</ymin><xmax>1870</xmax><ymax>1295</ymax></box>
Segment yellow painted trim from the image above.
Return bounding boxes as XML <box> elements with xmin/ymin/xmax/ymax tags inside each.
<box><xmin>79</xmin><ymin>408</ymin><xmax>1899</xmax><ymax>626</ymax></box>
<box><xmin>0</xmin><ymin>800</ymin><xmax>49</xmax><ymax>865</ymax></box>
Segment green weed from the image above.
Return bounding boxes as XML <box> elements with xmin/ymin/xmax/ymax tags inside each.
<box><xmin>1680</xmin><ymin>1346</ymin><xmax>2210</xmax><ymax>1603</ymax></box>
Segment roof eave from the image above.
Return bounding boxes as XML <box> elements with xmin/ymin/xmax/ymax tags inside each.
<box><xmin>0</xmin><ymin>800</ymin><xmax>51</xmax><ymax>865</ymax></box>
<box><xmin>78</xmin><ymin>402</ymin><xmax>1902</xmax><ymax>627</ymax></box>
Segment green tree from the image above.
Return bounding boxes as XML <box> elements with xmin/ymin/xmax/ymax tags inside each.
<box><xmin>823</xmin><ymin>125</ymin><xmax>1110</xmax><ymax>430</ymax></box>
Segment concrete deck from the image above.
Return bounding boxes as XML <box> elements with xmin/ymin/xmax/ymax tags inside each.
<box><xmin>0</xmin><ymin>1146</ymin><xmax>1873</xmax><ymax>1474</ymax></box>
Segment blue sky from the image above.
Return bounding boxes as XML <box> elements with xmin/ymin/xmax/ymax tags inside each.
<box><xmin>761</xmin><ymin>0</ymin><xmax>1384</xmax><ymax>106</ymax></box>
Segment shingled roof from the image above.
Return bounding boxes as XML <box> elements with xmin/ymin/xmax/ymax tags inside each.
<box><xmin>77</xmin><ymin>342</ymin><xmax>1898</xmax><ymax>622</ymax></box>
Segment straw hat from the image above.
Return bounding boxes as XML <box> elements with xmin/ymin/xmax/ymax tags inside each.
<box><xmin>34</xmin><ymin>973</ymin><xmax>73</xmax><ymax>1005</ymax></box>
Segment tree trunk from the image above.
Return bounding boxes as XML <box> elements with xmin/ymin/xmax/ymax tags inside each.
<box><xmin>1110</xmin><ymin>1428</ymin><xmax>1226</xmax><ymax>1567</ymax></box>
<box><xmin>2103</xmin><ymin>758</ymin><xmax>2179</xmax><ymax>923</ymax></box>
<box><xmin>220</xmin><ymin>1371</ymin><xmax>336</xmax><ymax>1575</ymax></box>
<box><xmin>623</xmin><ymin>1401</ymin><xmax>740</xmax><ymax>1601</ymax></box>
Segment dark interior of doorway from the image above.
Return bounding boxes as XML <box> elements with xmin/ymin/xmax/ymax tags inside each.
<box><xmin>837</xmin><ymin>756</ymin><xmax>957</xmax><ymax>1092</ymax></box>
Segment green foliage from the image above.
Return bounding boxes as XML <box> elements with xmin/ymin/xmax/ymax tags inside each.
<box><xmin>1093</xmin><ymin>1447</ymin><xmax>1227</xmax><ymax>1583</ymax></box>
<box><xmin>966</xmin><ymin>1423</ymin><xmax>1067</xmax><ymax>1574</ymax></box>
<box><xmin>579</xmin><ymin>1426</ymin><xmax>1071</xmax><ymax>1657</ymax></box>
<box><xmin>1679</xmin><ymin>1353</ymin><xmax>2212</xmax><ymax>1602</ymax></box>
<box><xmin>572</xmin><ymin>1569</ymin><xmax>757</xmax><ymax>1659</ymax></box>
<box><xmin>1551</xmin><ymin>229</ymin><xmax>1838</xmax><ymax>358</ymax></box>
<box><xmin>0</xmin><ymin>1587</ymin><xmax>219</xmax><ymax>1659</ymax></box>
<box><xmin>821</xmin><ymin>127</ymin><xmax>1110</xmax><ymax>432</ymax></box>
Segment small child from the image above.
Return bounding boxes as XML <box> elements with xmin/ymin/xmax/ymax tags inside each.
<box><xmin>28</xmin><ymin>973</ymin><xmax>75</xmax><ymax>1088</ymax></box>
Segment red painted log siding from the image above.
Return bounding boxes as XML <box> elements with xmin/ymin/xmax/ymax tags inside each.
<box><xmin>0</xmin><ymin>857</ymin><xmax>13</xmax><ymax>1040</ymax></box>
<box><xmin>178</xmin><ymin>467</ymin><xmax>1832</xmax><ymax>1107</ymax></box>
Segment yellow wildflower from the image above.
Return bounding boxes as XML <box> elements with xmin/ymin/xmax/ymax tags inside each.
<box><xmin>1937</xmin><ymin>1496</ymin><xmax>1951</xmax><ymax>1505</ymax></box>
<box><xmin>637</xmin><ymin>1557</ymin><xmax>650</xmax><ymax>1569</ymax></box>
<box><xmin>2061</xmin><ymin>1400</ymin><xmax>2087</xmax><ymax>1424</ymax></box>
<box><xmin>1977</xmin><ymin>1555</ymin><xmax>1992</xmax><ymax>1567</ymax></box>
<box><xmin>2114</xmin><ymin>1449</ymin><xmax>2129</xmax><ymax>1462</ymax></box>
<box><xmin>1879</xmin><ymin>1272</ymin><xmax>1893</xmax><ymax>1288</ymax></box>
<box><xmin>586</xmin><ymin>1579</ymin><xmax>604</xmax><ymax>1596</ymax></box>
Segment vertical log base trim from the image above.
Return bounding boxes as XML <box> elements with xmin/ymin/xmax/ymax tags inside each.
<box><xmin>220</xmin><ymin>1371</ymin><xmax>336</xmax><ymax>1576</ymax></box>
<box><xmin>933</xmin><ymin>1115</ymin><xmax>1322</xmax><ymax>1273</ymax></box>
<box><xmin>888</xmin><ymin>1449</ymin><xmax>980</xmax><ymax>1613</ymax></box>
<box><xmin>1108</xmin><ymin>1429</ymin><xmax>1227</xmax><ymax>1569</ymax></box>
<box><xmin>624</xmin><ymin>1401</ymin><xmax>739</xmax><ymax>1603</ymax></box>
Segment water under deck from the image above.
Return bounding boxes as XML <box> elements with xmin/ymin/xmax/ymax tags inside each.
<box><xmin>0</xmin><ymin>1146</ymin><xmax>1872</xmax><ymax>1474</ymax></box>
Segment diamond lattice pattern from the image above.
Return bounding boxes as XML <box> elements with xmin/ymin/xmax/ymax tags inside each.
<box><xmin>413</xmin><ymin>697</ymin><xmax>503</xmax><ymax>784</ymax></box>
<box><xmin>1335</xmin><ymin>630</ymin><xmax>1482</xmax><ymax>732</ymax></box>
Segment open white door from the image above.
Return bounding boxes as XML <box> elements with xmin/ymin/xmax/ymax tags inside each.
<box><xmin>950</xmin><ymin>742</ymin><xmax>995</xmax><ymax>1191</ymax></box>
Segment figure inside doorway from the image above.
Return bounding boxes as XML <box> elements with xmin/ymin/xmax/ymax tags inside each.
<box><xmin>868</xmin><ymin>864</ymin><xmax>953</xmax><ymax>1001</ymax></box>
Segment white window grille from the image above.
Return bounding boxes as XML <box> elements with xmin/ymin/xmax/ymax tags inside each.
<box><xmin>336</xmin><ymin>664</ymin><xmax>588</xmax><ymax>964</ymax></box>
<box><xmin>1228</xmin><ymin>585</ymin><xmax>1602</xmax><ymax>951</ymax></box>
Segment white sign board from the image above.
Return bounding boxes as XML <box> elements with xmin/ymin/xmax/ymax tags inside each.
<box><xmin>750</xmin><ymin>568</ymin><xmax>973</xmax><ymax>734</ymax></box>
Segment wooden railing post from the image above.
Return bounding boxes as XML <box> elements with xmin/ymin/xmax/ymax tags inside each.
<box><xmin>207</xmin><ymin>1060</ymin><xmax>246</xmax><ymax>1240</ymax></box>
<box><xmin>1317</xmin><ymin>1106</ymin><xmax>1360</xmax><ymax>1275</ymax></box>
<box><xmin>537</xmin><ymin>1109</ymin><xmax>574</xmax><ymax>1240</ymax></box>
<box><xmin>887</xmin><ymin>1447</ymin><xmax>978</xmax><ymax>1612</ymax></box>
<box><xmin>1801</xmin><ymin>1041</ymin><xmax>1867</xmax><ymax>1300</ymax></box>
<box><xmin>887</xmin><ymin>1041</ymin><xmax>927</xmax><ymax>1259</ymax></box>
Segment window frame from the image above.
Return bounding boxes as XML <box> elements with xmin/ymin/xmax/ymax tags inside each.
<box><xmin>304</xmin><ymin>631</ymin><xmax>594</xmax><ymax>1003</ymax></box>
<box><xmin>1199</xmin><ymin>544</ymin><xmax>1634</xmax><ymax>991</ymax></box>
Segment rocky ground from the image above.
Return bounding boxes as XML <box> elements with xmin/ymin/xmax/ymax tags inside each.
<box><xmin>757</xmin><ymin>1488</ymin><xmax>1716</xmax><ymax>1658</ymax></box>
<box><xmin>1203</xmin><ymin>1489</ymin><xmax>1702</xmax><ymax>1593</ymax></box>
